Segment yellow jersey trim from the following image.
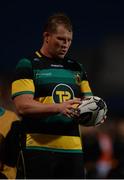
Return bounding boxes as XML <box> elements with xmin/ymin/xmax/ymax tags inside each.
<box><xmin>26</xmin><ymin>133</ymin><xmax>82</xmax><ymax>150</ymax></box>
<box><xmin>81</xmin><ymin>80</ymin><xmax>91</xmax><ymax>93</ymax></box>
<box><xmin>35</xmin><ymin>51</ymin><xmax>42</xmax><ymax>58</ymax></box>
<box><xmin>12</xmin><ymin>79</ymin><xmax>35</xmax><ymax>95</ymax></box>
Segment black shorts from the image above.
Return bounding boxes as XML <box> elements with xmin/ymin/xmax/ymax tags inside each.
<box><xmin>17</xmin><ymin>148</ymin><xmax>85</xmax><ymax>179</ymax></box>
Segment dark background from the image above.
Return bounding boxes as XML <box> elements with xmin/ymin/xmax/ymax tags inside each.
<box><xmin>0</xmin><ymin>0</ymin><xmax>124</xmax><ymax>118</ymax></box>
<box><xmin>0</xmin><ymin>1</ymin><xmax>124</xmax><ymax>178</ymax></box>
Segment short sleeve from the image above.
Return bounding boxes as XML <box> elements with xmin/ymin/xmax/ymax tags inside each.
<box><xmin>80</xmin><ymin>64</ymin><xmax>93</xmax><ymax>97</ymax></box>
<box><xmin>11</xmin><ymin>58</ymin><xmax>35</xmax><ymax>99</ymax></box>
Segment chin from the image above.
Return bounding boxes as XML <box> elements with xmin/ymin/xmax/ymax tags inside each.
<box><xmin>59</xmin><ymin>56</ymin><xmax>65</xmax><ymax>59</ymax></box>
<box><xmin>57</xmin><ymin>54</ymin><xmax>65</xmax><ymax>59</ymax></box>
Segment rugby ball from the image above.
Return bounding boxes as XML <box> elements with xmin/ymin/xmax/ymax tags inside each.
<box><xmin>77</xmin><ymin>96</ymin><xmax>107</xmax><ymax>126</ymax></box>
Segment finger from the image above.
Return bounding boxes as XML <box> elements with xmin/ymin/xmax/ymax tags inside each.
<box><xmin>66</xmin><ymin>109</ymin><xmax>76</xmax><ymax>118</ymax></box>
<box><xmin>64</xmin><ymin>98</ymin><xmax>81</xmax><ymax>106</ymax></box>
<box><xmin>65</xmin><ymin>109</ymin><xmax>72</xmax><ymax>117</ymax></box>
<box><xmin>69</xmin><ymin>108</ymin><xmax>80</xmax><ymax>118</ymax></box>
<box><xmin>95</xmin><ymin>119</ymin><xmax>105</xmax><ymax>127</ymax></box>
<box><xmin>71</xmin><ymin>108</ymin><xmax>80</xmax><ymax>116</ymax></box>
<box><xmin>100</xmin><ymin>119</ymin><xmax>105</xmax><ymax>124</ymax></box>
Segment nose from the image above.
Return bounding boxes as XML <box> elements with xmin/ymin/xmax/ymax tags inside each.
<box><xmin>63</xmin><ymin>40</ymin><xmax>70</xmax><ymax>48</ymax></box>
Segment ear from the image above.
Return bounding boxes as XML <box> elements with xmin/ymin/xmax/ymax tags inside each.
<box><xmin>43</xmin><ymin>32</ymin><xmax>50</xmax><ymax>43</ymax></box>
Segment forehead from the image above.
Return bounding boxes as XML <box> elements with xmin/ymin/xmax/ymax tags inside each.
<box><xmin>54</xmin><ymin>25</ymin><xmax>73</xmax><ymax>36</ymax></box>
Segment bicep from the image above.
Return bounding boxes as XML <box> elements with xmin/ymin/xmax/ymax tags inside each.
<box><xmin>13</xmin><ymin>94</ymin><xmax>34</xmax><ymax>114</ymax></box>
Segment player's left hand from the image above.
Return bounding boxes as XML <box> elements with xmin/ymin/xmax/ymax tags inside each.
<box><xmin>95</xmin><ymin>115</ymin><xmax>107</xmax><ymax>127</ymax></box>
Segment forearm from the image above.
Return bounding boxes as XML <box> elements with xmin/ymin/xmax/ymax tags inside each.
<box><xmin>14</xmin><ymin>98</ymin><xmax>60</xmax><ymax>118</ymax></box>
<box><xmin>13</xmin><ymin>95</ymin><xmax>81</xmax><ymax>119</ymax></box>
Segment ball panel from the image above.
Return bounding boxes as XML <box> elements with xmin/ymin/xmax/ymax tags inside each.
<box><xmin>77</xmin><ymin>96</ymin><xmax>107</xmax><ymax>126</ymax></box>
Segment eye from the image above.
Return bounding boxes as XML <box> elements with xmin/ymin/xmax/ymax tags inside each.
<box><xmin>57</xmin><ymin>37</ymin><xmax>65</xmax><ymax>41</ymax></box>
<box><xmin>68</xmin><ymin>38</ymin><xmax>72</xmax><ymax>43</ymax></box>
<box><xmin>57</xmin><ymin>37</ymin><xmax>72</xmax><ymax>44</ymax></box>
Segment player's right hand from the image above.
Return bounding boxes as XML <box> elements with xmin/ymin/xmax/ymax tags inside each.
<box><xmin>58</xmin><ymin>98</ymin><xmax>81</xmax><ymax>118</ymax></box>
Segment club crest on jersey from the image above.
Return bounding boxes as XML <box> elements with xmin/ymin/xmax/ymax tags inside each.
<box><xmin>75</xmin><ymin>73</ymin><xmax>81</xmax><ymax>85</ymax></box>
<box><xmin>52</xmin><ymin>83</ymin><xmax>74</xmax><ymax>103</ymax></box>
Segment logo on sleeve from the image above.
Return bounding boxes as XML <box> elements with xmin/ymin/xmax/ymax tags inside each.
<box><xmin>52</xmin><ymin>83</ymin><xmax>74</xmax><ymax>103</ymax></box>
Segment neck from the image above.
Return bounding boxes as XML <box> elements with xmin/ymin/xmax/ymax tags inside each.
<box><xmin>40</xmin><ymin>45</ymin><xmax>52</xmax><ymax>58</ymax></box>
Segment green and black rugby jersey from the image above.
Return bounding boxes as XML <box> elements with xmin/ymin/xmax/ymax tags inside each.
<box><xmin>12</xmin><ymin>50</ymin><xmax>92</xmax><ymax>153</ymax></box>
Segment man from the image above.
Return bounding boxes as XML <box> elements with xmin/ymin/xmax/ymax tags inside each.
<box><xmin>12</xmin><ymin>13</ymin><xmax>93</xmax><ymax>178</ymax></box>
<box><xmin>0</xmin><ymin>107</ymin><xmax>20</xmax><ymax>179</ymax></box>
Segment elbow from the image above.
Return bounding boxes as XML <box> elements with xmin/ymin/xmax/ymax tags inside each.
<box><xmin>13</xmin><ymin>95</ymin><xmax>34</xmax><ymax>117</ymax></box>
<box><xmin>16</xmin><ymin>104</ymin><xmax>30</xmax><ymax>117</ymax></box>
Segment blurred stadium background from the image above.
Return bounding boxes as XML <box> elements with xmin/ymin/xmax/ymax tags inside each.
<box><xmin>0</xmin><ymin>0</ymin><xmax>124</xmax><ymax>178</ymax></box>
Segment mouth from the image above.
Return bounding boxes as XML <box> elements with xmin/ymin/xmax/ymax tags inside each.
<box><xmin>60</xmin><ymin>50</ymin><xmax>67</xmax><ymax>54</ymax></box>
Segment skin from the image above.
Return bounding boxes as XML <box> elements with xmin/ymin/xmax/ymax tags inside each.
<box><xmin>41</xmin><ymin>25</ymin><xmax>73</xmax><ymax>59</ymax></box>
<box><xmin>13</xmin><ymin>24</ymin><xmax>81</xmax><ymax>119</ymax></box>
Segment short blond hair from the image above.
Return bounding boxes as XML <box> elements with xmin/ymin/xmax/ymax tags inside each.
<box><xmin>43</xmin><ymin>13</ymin><xmax>73</xmax><ymax>33</ymax></box>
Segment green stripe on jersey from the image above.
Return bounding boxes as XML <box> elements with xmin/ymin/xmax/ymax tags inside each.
<box><xmin>26</xmin><ymin>146</ymin><xmax>83</xmax><ymax>153</ymax></box>
<box><xmin>34</xmin><ymin>69</ymin><xmax>78</xmax><ymax>84</ymax></box>
<box><xmin>12</xmin><ymin>91</ymin><xmax>34</xmax><ymax>98</ymax></box>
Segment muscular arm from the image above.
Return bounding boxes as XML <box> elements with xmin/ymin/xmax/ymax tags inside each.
<box><xmin>13</xmin><ymin>94</ymin><xmax>81</xmax><ymax>119</ymax></box>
